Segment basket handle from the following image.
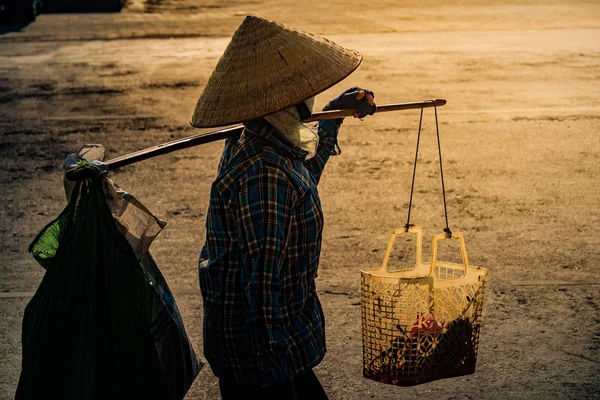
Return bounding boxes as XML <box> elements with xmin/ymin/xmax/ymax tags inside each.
<box><xmin>377</xmin><ymin>225</ymin><xmax>425</xmax><ymax>274</ymax></box>
<box><xmin>430</xmin><ymin>231</ymin><xmax>470</xmax><ymax>278</ymax></box>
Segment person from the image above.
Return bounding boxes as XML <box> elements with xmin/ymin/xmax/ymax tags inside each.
<box><xmin>192</xmin><ymin>15</ymin><xmax>376</xmax><ymax>400</ymax></box>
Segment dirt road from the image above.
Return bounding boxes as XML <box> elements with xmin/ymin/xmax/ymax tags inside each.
<box><xmin>1</xmin><ymin>1</ymin><xmax>599</xmax><ymax>399</ymax></box>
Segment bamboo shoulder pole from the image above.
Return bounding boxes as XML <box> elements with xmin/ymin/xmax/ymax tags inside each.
<box><xmin>302</xmin><ymin>98</ymin><xmax>446</xmax><ymax>122</ymax></box>
<box><xmin>106</xmin><ymin>125</ymin><xmax>243</xmax><ymax>170</ymax></box>
<box><xmin>104</xmin><ymin>99</ymin><xmax>446</xmax><ymax>171</ymax></box>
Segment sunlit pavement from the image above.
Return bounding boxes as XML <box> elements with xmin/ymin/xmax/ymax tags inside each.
<box><xmin>0</xmin><ymin>12</ymin><xmax>244</xmax><ymax>42</ymax></box>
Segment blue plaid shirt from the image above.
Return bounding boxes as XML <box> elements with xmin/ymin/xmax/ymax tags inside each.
<box><xmin>198</xmin><ymin>118</ymin><xmax>341</xmax><ymax>385</ymax></box>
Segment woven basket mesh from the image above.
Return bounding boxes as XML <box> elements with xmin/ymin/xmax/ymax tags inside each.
<box><xmin>361</xmin><ymin>227</ymin><xmax>487</xmax><ymax>386</ymax></box>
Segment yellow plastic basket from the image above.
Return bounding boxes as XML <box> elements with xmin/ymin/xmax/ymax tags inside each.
<box><xmin>361</xmin><ymin>226</ymin><xmax>487</xmax><ymax>386</ymax></box>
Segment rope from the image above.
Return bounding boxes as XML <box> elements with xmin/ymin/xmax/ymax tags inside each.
<box><xmin>404</xmin><ymin>102</ymin><xmax>452</xmax><ymax>237</ymax></box>
<box><xmin>405</xmin><ymin>108</ymin><xmax>423</xmax><ymax>232</ymax></box>
<box><xmin>434</xmin><ymin>104</ymin><xmax>452</xmax><ymax>238</ymax></box>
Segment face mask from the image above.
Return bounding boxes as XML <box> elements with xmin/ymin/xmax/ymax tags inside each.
<box><xmin>264</xmin><ymin>97</ymin><xmax>319</xmax><ymax>159</ymax></box>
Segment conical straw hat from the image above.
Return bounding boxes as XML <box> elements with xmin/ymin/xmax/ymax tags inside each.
<box><xmin>191</xmin><ymin>15</ymin><xmax>362</xmax><ymax>128</ymax></box>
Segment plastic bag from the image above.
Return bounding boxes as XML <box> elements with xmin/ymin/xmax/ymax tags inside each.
<box><xmin>63</xmin><ymin>144</ymin><xmax>166</xmax><ymax>259</ymax></box>
<box><xmin>16</xmin><ymin>173</ymin><xmax>202</xmax><ymax>399</ymax></box>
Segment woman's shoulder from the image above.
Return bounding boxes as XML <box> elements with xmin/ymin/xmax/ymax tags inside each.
<box><xmin>214</xmin><ymin>143</ymin><xmax>311</xmax><ymax>201</ymax></box>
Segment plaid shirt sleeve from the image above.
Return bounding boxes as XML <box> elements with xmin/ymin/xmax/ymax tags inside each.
<box><xmin>306</xmin><ymin>119</ymin><xmax>342</xmax><ymax>184</ymax></box>
<box><xmin>235</xmin><ymin>163</ymin><xmax>297</xmax><ymax>384</ymax></box>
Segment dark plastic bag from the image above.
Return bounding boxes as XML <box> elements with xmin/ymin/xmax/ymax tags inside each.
<box><xmin>16</xmin><ymin>175</ymin><xmax>202</xmax><ymax>400</ymax></box>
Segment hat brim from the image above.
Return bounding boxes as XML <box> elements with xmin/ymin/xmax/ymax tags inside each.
<box><xmin>190</xmin><ymin>16</ymin><xmax>363</xmax><ymax>128</ymax></box>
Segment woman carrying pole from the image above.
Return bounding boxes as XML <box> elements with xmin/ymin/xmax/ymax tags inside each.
<box><xmin>193</xmin><ymin>15</ymin><xmax>376</xmax><ymax>400</ymax></box>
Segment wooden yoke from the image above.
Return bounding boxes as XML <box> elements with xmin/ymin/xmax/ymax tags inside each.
<box><xmin>66</xmin><ymin>99</ymin><xmax>446</xmax><ymax>179</ymax></box>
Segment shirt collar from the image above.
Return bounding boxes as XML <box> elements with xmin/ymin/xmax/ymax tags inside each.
<box><xmin>243</xmin><ymin>119</ymin><xmax>309</xmax><ymax>160</ymax></box>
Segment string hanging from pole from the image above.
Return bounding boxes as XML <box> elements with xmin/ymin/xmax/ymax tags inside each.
<box><xmin>405</xmin><ymin>108</ymin><xmax>423</xmax><ymax>232</ymax></box>
<box><xmin>404</xmin><ymin>104</ymin><xmax>452</xmax><ymax>237</ymax></box>
<box><xmin>434</xmin><ymin>104</ymin><xmax>452</xmax><ymax>238</ymax></box>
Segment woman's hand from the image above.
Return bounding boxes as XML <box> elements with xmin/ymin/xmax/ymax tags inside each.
<box><xmin>322</xmin><ymin>86</ymin><xmax>376</xmax><ymax>119</ymax></box>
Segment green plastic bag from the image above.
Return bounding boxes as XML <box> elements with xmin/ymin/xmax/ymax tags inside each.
<box><xmin>16</xmin><ymin>174</ymin><xmax>202</xmax><ymax>399</ymax></box>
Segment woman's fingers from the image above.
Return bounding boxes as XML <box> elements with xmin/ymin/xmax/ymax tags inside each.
<box><xmin>353</xmin><ymin>89</ymin><xmax>375</xmax><ymax>117</ymax></box>
<box><xmin>365</xmin><ymin>93</ymin><xmax>375</xmax><ymax>106</ymax></box>
<box><xmin>356</xmin><ymin>90</ymin><xmax>375</xmax><ymax>105</ymax></box>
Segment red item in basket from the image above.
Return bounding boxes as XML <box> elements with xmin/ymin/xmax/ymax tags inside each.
<box><xmin>410</xmin><ymin>314</ymin><xmax>447</xmax><ymax>337</ymax></box>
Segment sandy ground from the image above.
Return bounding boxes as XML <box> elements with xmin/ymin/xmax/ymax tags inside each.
<box><xmin>1</xmin><ymin>0</ymin><xmax>600</xmax><ymax>399</ymax></box>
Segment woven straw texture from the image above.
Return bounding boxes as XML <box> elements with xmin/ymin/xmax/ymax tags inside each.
<box><xmin>191</xmin><ymin>15</ymin><xmax>362</xmax><ymax>128</ymax></box>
